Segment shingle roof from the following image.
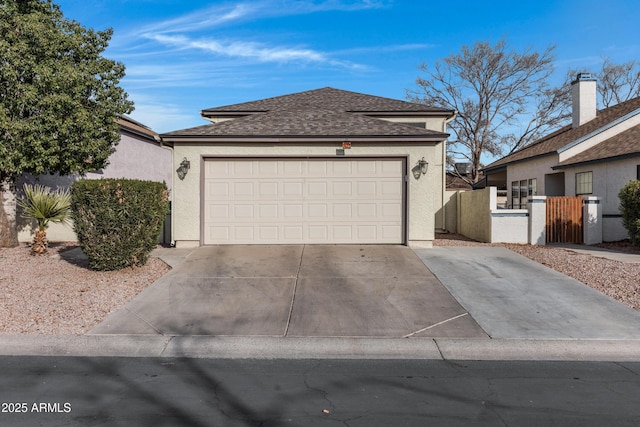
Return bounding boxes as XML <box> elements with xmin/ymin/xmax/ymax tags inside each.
<box><xmin>162</xmin><ymin>87</ymin><xmax>453</xmax><ymax>140</ymax></box>
<box><xmin>555</xmin><ymin>125</ymin><xmax>640</xmax><ymax>168</ymax></box>
<box><xmin>165</xmin><ymin>107</ymin><xmax>447</xmax><ymax>138</ymax></box>
<box><xmin>117</xmin><ymin>115</ymin><xmax>158</xmax><ymax>142</ymax></box>
<box><xmin>201</xmin><ymin>87</ymin><xmax>453</xmax><ymax>115</ymax></box>
<box><xmin>484</xmin><ymin>96</ymin><xmax>640</xmax><ymax>170</ymax></box>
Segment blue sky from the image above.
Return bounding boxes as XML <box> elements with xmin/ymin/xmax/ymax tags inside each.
<box><xmin>55</xmin><ymin>0</ymin><xmax>640</xmax><ymax>134</ymax></box>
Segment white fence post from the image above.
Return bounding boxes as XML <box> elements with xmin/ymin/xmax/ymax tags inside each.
<box><xmin>583</xmin><ymin>196</ymin><xmax>602</xmax><ymax>245</ymax></box>
<box><xmin>528</xmin><ymin>196</ymin><xmax>547</xmax><ymax>245</ymax></box>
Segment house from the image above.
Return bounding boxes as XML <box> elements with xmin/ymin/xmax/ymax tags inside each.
<box><xmin>160</xmin><ymin>87</ymin><xmax>455</xmax><ymax>247</ymax></box>
<box><xmin>483</xmin><ymin>73</ymin><xmax>640</xmax><ymax>242</ymax></box>
<box><xmin>17</xmin><ymin>116</ymin><xmax>172</xmax><ymax>242</ymax></box>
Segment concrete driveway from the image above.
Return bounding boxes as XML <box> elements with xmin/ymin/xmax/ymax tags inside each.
<box><xmin>89</xmin><ymin>245</ymin><xmax>487</xmax><ymax>338</ymax></box>
<box><xmin>414</xmin><ymin>246</ymin><xmax>640</xmax><ymax>340</ymax></box>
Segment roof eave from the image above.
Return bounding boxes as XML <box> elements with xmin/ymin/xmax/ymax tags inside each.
<box><xmin>201</xmin><ymin>109</ymin><xmax>456</xmax><ymax>120</ymax></box>
<box><xmin>118</xmin><ymin>123</ymin><xmax>159</xmax><ymax>143</ymax></box>
<box><xmin>200</xmin><ymin>110</ymin><xmax>265</xmax><ymax>119</ymax></box>
<box><xmin>351</xmin><ymin>110</ymin><xmax>456</xmax><ymax>117</ymax></box>
<box><xmin>553</xmin><ymin>152</ymin><xmax>640</xmax><ymax>170</ymax></box>
<box><xmin>160</xmin><ymin>135</ymin><xmax>447</xmax><ymax>143</ymax></box>
<box><xmin>482</xmin><ymin>152</ymin><xmax>557</xmax><ymax>172</ymax></box>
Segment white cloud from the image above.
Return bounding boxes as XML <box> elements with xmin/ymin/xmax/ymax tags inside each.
<box><xmin>139</xmin><ymin>3</ymin><xmax>256</xmax><ymax>35</ymax></box>
<box><xmin>138</xmin><ymin>0</ymin><xmax>387</xmax><ymax>35</ymax></box>
<box><xmin>143</xmin><ymin>33</ymin><xmax>365</xmax><ymax>69</ymax></box>
<box><xmin>107</xmin><ymin>0</ymin><xmax>389</xmax><ymax>71</ymax></box>
<box><xmin>148</xmin><ymin>34</ymin><xmax>323</xmax><ymax>62</ymax></box>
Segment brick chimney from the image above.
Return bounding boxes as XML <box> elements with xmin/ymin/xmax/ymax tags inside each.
<box><xmin>571</xmin><ymin>72</ymin><xmax>597</xmax><ymax>128</ymax></box>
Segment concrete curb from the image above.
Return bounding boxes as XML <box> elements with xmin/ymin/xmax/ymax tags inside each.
<box><xmin>1</xmin><ymin>335</ymin><xmax>640</xmax><ymax>361</ymax></box>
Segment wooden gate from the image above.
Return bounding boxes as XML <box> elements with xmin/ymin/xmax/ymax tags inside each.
<box><xmin>546</xmin><ymin>197</ymin><xmax>583</xmax><ymax>244</ymax></box>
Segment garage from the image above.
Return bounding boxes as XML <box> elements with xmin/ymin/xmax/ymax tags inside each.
<box><xmin>203</xmin><ymin>157</ymin><xmax>406</xmax><ymax>244</ymax></box>
<box><xmin>161</xmin><ymin>87</ymin><xmax>455</xmax><ymax>248</ymax></box>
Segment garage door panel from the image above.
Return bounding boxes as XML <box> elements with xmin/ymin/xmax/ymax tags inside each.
<box><xmin>233</xmin><ymin>182</ymin><xmax>253</xmax><ymax>197</ymax></box>
<box><xmin>357</xmin><ymin>181</ymin><xmax>376</xmax><ymax>195</ymax></box>
<box><xmin>283</xmin><ymin>226</ymin><xmax>303</xmax><ymax>240</ymax></box>
<box><xmin>307</xmin><ymin>161</ymin><xmax>328</xmax><ymax>176</ymax></box>
<box><xmin>307</xmin><ymin>181</ymin><xmax>328</xmax><ymax>196</ymax></box>
<box><xmin>258</xmin><ymin>160</ymin><xmax>279</xmax><ymax>176</ymax></box>
<box><xmin>381</xmin><ymin>160</ymin><xmax>403</xmax><ymax>175</ymax></box>
<box><xmin>381</xmin><ymin>180</ymin><xmax>402</xmax><ymax>195</ymax></box>
<box><xmin>382</xmin><ymin>225</ymin><xmax>402</xmax><ymax>239</ymax></box>
<box><xmin>284</xmin><ymin>204</ymin><xmax>303</xmax><ymax>218</ymax></box>
<box><xmin>203</xmin><ymin>158</ymin><xmax>405</xmax><ymax>244</ymax></box>
<box><xmin>356</xmin><ymin>225</ymin><xmax>377</xmax><ymax>240</ymax></box>
<box><xmin>332</xmin><ymin>203</ymin><xmax>352</xmax><ymax>218</ymax></box>
<box><xmin>332</xmin><ymin>181</ymin><xmax>353</xmax><ymax>196</ymax></box>
<box><xmin>357</xmin><ymin>203</ymin><xmax>377</xmax><ymax>217</ymax></box>
<box><xmin>333</xmin><ymin>225</ymin><xmax>353</xmax><ymax>240</ymax></box>
<box><xmin>331</xmin><ymin>161</ymin><xmax>353</xmax><ymax>175</ymax></box>
<box><xmin>258</xmin><ymin>204</ymin><xmax>278</xmax><ymax>218</ymax></box>
<box><xmin>258</xmin><ymin>182</ymin><xmax>278</xmax><ymax>197</ymax></box>
<box><xmin>258</xmin><ymin>226</ymin><xmax>277</xmax><ymax>240</ymax></box>
<box><xmin>283</xmin><ymin>182</ymin><xmax>303</xmax><ymax>196</ymax></box>
<box><xmin>207</xmin><ymin>204</ymin><xmax>230</xmax><ymax>220</ymax></box>
<box><xmin>308</xmin><ymin>204</ymin><xmax>328</xmax><ymax>218</ymax></box>
<box><xmin>381</xmin><ymin>203</ymin><xmax>402</xmax><ymax>218</ymax></box>
<box><xmin>283</xmin><ymin>161</ymin><xmax>304</xmax><ymax>175</ymax></box>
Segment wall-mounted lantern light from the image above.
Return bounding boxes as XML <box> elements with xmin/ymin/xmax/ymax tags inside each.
<box><xmin>418</xmin><ymin>157</ymin><xmax>429</xmax><ymax>175</ymax></box>
<box><xmin>412</xmin><ymin>157</ymin><xmax>429</xmax><ymax>180</ymax></box>
<box><xmin>176</xmin><ymin>157</ymin><xmax>190</xmax><ymax>180</ymax></box>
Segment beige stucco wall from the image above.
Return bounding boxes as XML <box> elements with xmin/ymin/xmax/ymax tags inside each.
<box><xmin>457</xmin><ymin>188</ymin><xmax>492</xmax><ymax>242</ymax></box>
<box><xmin>561</xmin><ymin>157</ymin><xmax>640</xmax><ymax>241</ymax></box>
<box><xmin>380</xmin><ymin>117</ymin><xmax>448</xmax><ymax>133</ymax></box>
<box><xmin>457</xmin><ymin>187</ymin><xmax>528</xmax><ymax>243</ymax></box>
<box><xmin>443</xmin><ymin>190</ymin><xmax>460</xmax><ymax>233</ymax></box>
<box><xmin>171</xmin><ymin>141</ymin><xmax>445</xmax><ymax>246</ymax></box>
<box><xmin>17</xmin><ymin>132</ymin><xmax>172</xmax><ymax>243</ymax></box>
<box><xmin>507</xmin><ymin>153</ymin><xmax>640</xmax><ymax>241</ymax></box>
<box><xmin>506</xmin><ymin>155</ymin><xmax>558</xmax><ymax>207</ymax></box>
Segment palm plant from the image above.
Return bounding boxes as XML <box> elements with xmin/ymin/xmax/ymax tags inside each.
<box><xmin>18</xmin><ymin>184</ymin><xmax>71</xmax><ymax>255</ymax></box>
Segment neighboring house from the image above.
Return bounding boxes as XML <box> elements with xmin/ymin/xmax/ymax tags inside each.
<box><xmin>17</xmin><ymin>116</ymin><xmax>172</xmax><ymax>242</ymax></box>
<box><xmin>160</xmin><ymin>87</ymin><xmax>455</xmax><ymax>247</ymax></box>
<box><xmin>483</xmin><ymin>73</ymin><xmax>640</xmax><ymax>242</ymax></box>
<box><xmin>446</xmin><ymin>171</ymin><xmax>473</xmax><ymax>191</ymax></box>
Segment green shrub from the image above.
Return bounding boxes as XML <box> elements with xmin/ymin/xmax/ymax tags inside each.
<box><xmin>70</xmin><ymin>179</ymin><xmax>169</xmax><ymax>270</ymax></box>
<box><xmin>619</xmin><ymin>180</ymin><xmax>640</xmax><ymax>246</ymax></box>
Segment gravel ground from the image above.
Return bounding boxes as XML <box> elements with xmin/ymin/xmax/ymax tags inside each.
<box><xmin>1</xmin><ymin>237</ymin><xmax>639</xmax><ymax>335</ymax></box>
<box><xmin>0</xmin><ymin>243</ymin><xmax>170</xmax><ymax>335</ymax></box>
<box><xmin>435</xmin><ymin>233</ymin><xmax>640</xmax><ymax>311</ymax></box>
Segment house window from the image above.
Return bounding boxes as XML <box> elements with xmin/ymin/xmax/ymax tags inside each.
<box><xmin>575</xmin><ymin>172</ymin><xmax>593</xmax><ymax>195</ymax></box>
<box><xmin>637</xmin><ymin>165</ymin><xmax>640</xmax><ymax>180</ymax></box>
<box><xmin>529</xmin><ymin>178</ymin><xmax>537</xmax><ymax>197</ymax></box>
<box><xmin>511</xmin><ymin>178</ymin><xmax>537</xmax><ymax>208</ymax></box>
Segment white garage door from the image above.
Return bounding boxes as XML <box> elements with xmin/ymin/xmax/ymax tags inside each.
<box><xmin>203</xmin><ymin>158</ymin><xmax>405</xmax><ymax>244</ymax></box>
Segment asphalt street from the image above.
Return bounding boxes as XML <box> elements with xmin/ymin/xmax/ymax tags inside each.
<box><xmin>1</xmin><ymin>357</ymin><xmax>639</xmax><ymax>426</ymax></box>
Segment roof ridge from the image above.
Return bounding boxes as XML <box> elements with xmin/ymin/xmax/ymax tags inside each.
<box><xmin>201</xmin><ymin>87</ymin><xmax>454</xmax><ymax>115</ymax></box>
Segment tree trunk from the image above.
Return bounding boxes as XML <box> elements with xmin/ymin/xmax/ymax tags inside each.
<box><xmin>31</xmin><ymin>228</ymin><xmax>48</xmax><ymax>255</ymax></box>
<box><xmin>0</xmin><ymin>174</ymin><xmax>19</xmax><ymax>248</ymax></box>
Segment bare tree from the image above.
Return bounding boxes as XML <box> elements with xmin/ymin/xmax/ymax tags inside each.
<box><xmin>407</xmin><ymin>39</ymin><xmax>569</xmax><ymax>184</ymax></box>
<box><xmin>591</xmin><ymin>58</ymin><xmax>639</xmax><ymax>107</ymax></box>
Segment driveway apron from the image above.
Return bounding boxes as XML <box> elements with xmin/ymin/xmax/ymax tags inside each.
<box><xmin>89</xmin><ymin>245</ymin><xmax>487</xmax><ymax>338</ymax></box>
